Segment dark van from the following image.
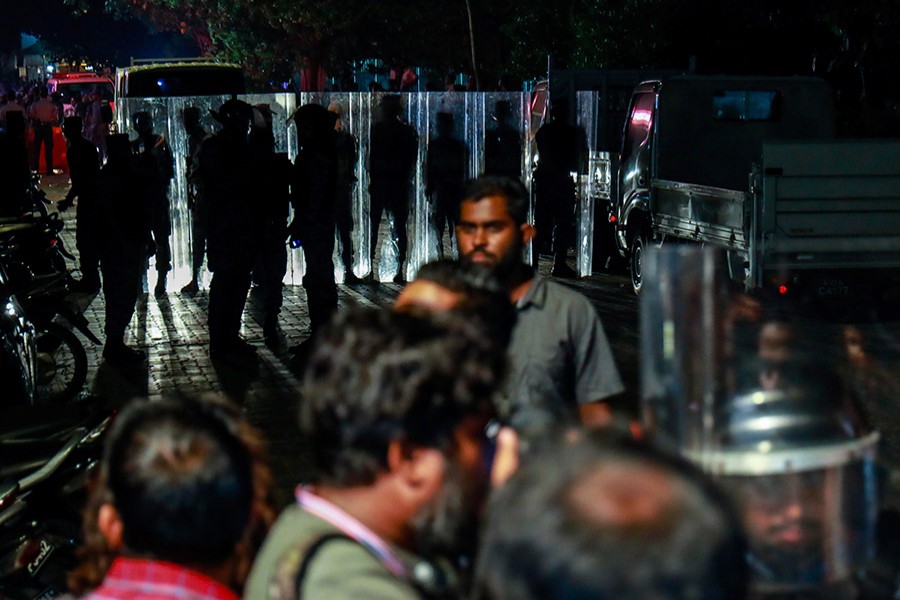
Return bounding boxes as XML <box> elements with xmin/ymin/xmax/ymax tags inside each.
<box><xmin>115</xmin><ymin>59</ymin><xmax>246</xmax><ymax>98</ymax></box>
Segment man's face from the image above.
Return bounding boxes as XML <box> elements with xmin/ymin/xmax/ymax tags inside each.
<box><xmin>410</xmin><ymin>414</ymin><xmax>494</xmax><ymax>559</ymax></box>
<box><xmin>456</xmin><ymin>195</ymin><xmax>530</xmax><ymax>279</ymax></box>
<box><xmin>740</xmin><ymin>471</ymin><xmax>828</xmax><ymax>579</ymax></box>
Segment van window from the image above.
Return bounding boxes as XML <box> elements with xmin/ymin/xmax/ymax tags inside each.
<box><xmin>622</xmin><ymin>92</ymin><xmax>655</xmax><ymax>159</ymax></box>
<box><xmin>713</xmin><ymin>90</ymin><xmax>782</xmax><ymax>121</ymax></box>
<box><xmin>122</xmin><ymin>66</ymin><xmax>245</xmax><ymax>98</ymax></box>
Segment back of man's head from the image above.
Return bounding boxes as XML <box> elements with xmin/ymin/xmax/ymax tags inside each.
<box><xmin>132</xmin><ymin>111</ymin><xmax>153</xmax><ymax>136</ymax></box>
<box><xmin>476</xmin><ymin>430</ymin><xmax>749</xmax><ymax>600</ymax></box>
<box><xmin>397</xmin><ymin>259</ymin><xmax>516</xmax><ymax>348</ymax></box>
<box><xmin>103</xmin><ymin>396</ymin><xmax>254</xmax><ymax>566</ymax></box>
<box><xmin>301</xmin><ymin>307</ymin><xmax>501</xmax><ymax>487</ymax></box>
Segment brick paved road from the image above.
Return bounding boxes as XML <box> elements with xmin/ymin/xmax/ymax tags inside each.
<box><xmin>40</xmin><ymin>175</ymin><xmax>900</xmax><ymax>509</ymax></box>
<box><xmin>41</xmin><ymin>171</ymin><xmax>639</xmax><ymax>502</ymax></box>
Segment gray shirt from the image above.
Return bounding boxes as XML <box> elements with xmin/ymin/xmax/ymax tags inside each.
<box><xmin>503</xmin><ymin>274</ymin><xmax>624</xmax><ymax>434</ymax></box>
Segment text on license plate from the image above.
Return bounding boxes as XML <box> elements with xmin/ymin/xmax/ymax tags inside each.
<box><xmin>816</xmin><ymin>279</ymin><xmax>850</xmax><ymax>296</ymax></box>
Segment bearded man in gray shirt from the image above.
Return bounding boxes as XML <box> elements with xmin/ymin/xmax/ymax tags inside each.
<box><xmin>455</xmin><ymin>175</ymin><xmax>624</xmax><ymax>438</ymax></box>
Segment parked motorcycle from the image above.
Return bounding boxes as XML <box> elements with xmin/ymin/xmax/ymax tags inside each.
<box><xmin>0</xmin><ymin>398</ymin><xmax>114</xmax><ymax>599</ymax></box>
<box><xmin>0</xmin><ymin>179</ymin><xmax>99</xmax><ymax>404</ymax></box>
<box><xmin>0</xmin><ymin>263</ymin><xmax>37</xmax><ymax>405</ymax></box>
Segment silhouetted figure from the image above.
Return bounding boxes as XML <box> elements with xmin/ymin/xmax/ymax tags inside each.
<box><xmin>60</xmin><ymin>116</ymin><xmax>102</xmax><ymax>293</ymax></box>
<box><xmin>180</xmin><ymin>106</ymin><xmax>209</xmax><ymax>296</ymax></box>
<box><xmin>426</xmin><ymin>112</ymin><xmax>467</xmax><ymax>257</ymax></box>
<box><xmin>250</xmin><ymin>104</ymin><xmax>292</xmax><ymax>346</ymax></box>
<box><xmin>289</xmin><ymin>103</ymin><xmax>338</xmax><ymax>339</ymax></box>
<box><xmin>131</xmin><ymin>111</ymin><xmax>175</xmax><ymax>295</ymax></box>
<box><xmin>534</xmin><ymin>102</ymin><xmax>586</xmax><ymax>278</ymax></box>
<box><xmin>96</xmin><ymin>134</ymin><xmax>151</xmax><ymax>366</ymax></box>
<box><xmin>198</xmin><ymin>99</ymin><xmax>262</xmax><ymax>366</ymax></box>
<box><xmin>328</xmin><ymin>102</ymin><xmax>360</xmax><ymax>282</ymax></box>
<box><xmin>368</xmin><ymin>94</ymin><xmax>418</xmax><ymax>282</ymax></box>
<box><xmin>0</xmin><ymin>92</ymin><xmax>24</xmax><ymax>126</ymax></box>
<box><xmin>484</xmin><ymin>100</ymin><xmax>522</xmax><ymax>179</ymax></box>
<box><xmin>85</xmin><ymin>91</ymin><xmax>110</xmax><ymax>161</ymax></box>
<box><xmin>28</xmin><ymin>89</ymin><xmax>58</xmax><ymax>173</ymax></box>
<box><xmin>0</xmin><ymin>111</ymin><xmax>30</xmax><ymax>217</ymax></box>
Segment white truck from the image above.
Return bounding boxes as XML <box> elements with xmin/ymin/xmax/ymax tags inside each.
<box><xmin>613</xmin><ymin>75</ymin><xmax>900</xmax><ymax>307</ymax></box>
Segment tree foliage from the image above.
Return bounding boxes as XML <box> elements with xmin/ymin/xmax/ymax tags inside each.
<box><xmin>2</xmin><ymin>0</ymin><xmax>197</xmax><ymax>70</ymax></box>
<box><xmin>6</xmin><ymin>0</ymin><xmax>899</xmax><ymax>104</ymax></box>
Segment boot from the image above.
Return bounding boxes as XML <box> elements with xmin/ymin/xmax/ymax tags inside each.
<box><xmin>263</xmin><ymin>314</ymin><xmax>281</xmax><ymax>348</ymax></box>
<box><xmin>181</xmin><ymin>279</ymin><xmax>199</xmax><ymax>296</ymax></box>
<box><xmin>154</xmin><ymin>272</ymin><xmax>167</xmax><ymax>296</ymax></box>
<box><xmin>551</xmin><ymin>262</ymin><xmax>578</xmax><ymax>279</ymax></box>
<box><xmin>72</xmin><ymin>273</ymin><xmax>101</xmax><ymax>294</ymax></box>
<box><xmin>103</xmin><ymin>341</ymin><xmax>146</xmax><ymax>366</ymax></box>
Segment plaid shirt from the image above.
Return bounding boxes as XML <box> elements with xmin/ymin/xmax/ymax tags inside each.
<box><xmin>81</xmin><ymin>557</ymin><xmax>239</xmax><ymax>600</ymax></box>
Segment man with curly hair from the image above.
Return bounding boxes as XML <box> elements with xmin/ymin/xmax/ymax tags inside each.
<box><xmin>245</xmin><ymin>308</ymin><xmax>504</xmax><ymax>600</ymax></box>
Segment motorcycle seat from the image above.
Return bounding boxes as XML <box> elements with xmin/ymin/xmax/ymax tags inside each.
<box><xmin>0</xmin><ymin>223</ymin><xmax>36</xmax><ymax>237</ymax></box>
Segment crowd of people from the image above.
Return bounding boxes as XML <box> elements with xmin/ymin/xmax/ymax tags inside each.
<box><xmin>59</xmin><ymin>305</ymin><xmax>750</xmax><ymax>600</ymax></box>
<box><xmin>3</xmin><ymin>84</ymin><xmax>894</xmax><ymax>598</ymax></box>
<box><xmin>0</xmin><ymin>78</ymin><xmax>111</xmax><ymax>172</ymax></box>
<box><xmin>46</xmin><ymin>162</ymin><xmax>892</xmax><ymax>599</ymax></box>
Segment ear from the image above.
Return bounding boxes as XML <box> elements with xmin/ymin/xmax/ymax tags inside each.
<box><xmin>387</xmin><ymin>440</ymin><xmax>445</xmax><ymax>498</ymax></box>
<box><xmin>98</xmin><ymin>503</ymin><xmax>124</xmax><ymax>551</ymax></box>
<box><xmin>521</xmin><ymin>223</ymin><xmax>536</xmax><ymax>245</ymax></box>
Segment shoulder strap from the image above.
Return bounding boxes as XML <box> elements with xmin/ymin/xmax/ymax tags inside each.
<box><xmin>286</xmin><ymin>532</ymin><xmax>454</xmax><ymax>600</ymax></box>
<box><xmin>267</xmin><ymin>532</ymin><xmax>350</xmax><ymax>600</ymax></box>
<box><xmin>294</xmin><ymin>532</ymin><xmax>354</xmax><ymax>600</ymax></box>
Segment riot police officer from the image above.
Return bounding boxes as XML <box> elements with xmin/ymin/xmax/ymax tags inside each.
<box><xmin>131</xmin><ymin>111</ymin><xmax>175</xmax><ymax>295</ymax></box>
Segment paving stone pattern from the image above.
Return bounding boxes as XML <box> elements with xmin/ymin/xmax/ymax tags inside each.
<box><xmin>40</xmin><ymin>175</ymin><xmax>900</xmax><ymax>509</ymax></box>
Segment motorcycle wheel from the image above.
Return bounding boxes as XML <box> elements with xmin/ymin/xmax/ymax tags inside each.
<box><xmin>34</xmin><ymin>322</ymin><xmax>88</xmax><ymax>404</ymax></box>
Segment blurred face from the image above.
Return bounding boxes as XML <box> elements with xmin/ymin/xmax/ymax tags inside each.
<box><xmin>758</xmin><ymin>322</ymin><xmax>794</xmax><ymax>391</ymax></box>
<box><xmin>411</xmin><ymin>415</ymin><xmax>494</xmax><ymax>559</ymax></box>
<box><xmin>843</xmin><ymin>325</ymin><xmax>867</xmax><ymax>367</ymax></box>
<box><xmin>456</xmin><ymin>195</ymin><xmax>531</xmax><ymax>280</ymax></box>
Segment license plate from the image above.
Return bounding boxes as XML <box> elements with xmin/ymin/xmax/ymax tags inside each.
<box><xmin>816</xmin><ymin>278</ymin><xmax>850</xmax><ymax>296</ymax></box>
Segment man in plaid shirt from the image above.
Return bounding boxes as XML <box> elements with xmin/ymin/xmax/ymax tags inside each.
<box><xmin>75</xmin><ymin>397</ymin><xmax>256</xmax><ymax>600</ymax></box>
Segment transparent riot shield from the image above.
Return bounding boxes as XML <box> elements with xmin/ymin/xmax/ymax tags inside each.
<box><xmin>118</xmin><ymin>91</ymin><xmax>534</xmax><ymax>288</ymax></box>
<box><xmin>416</xmin><ymin>92</ymin><xmax>469</xmax><ymax>263</ymax></box>
<box><xmin>116</xmin><ymin>93</ymin><xmax>296</xmax><ymax>289</ymax></box>
<box><xmin>297</xmin><ymin>92</ymin><xmax>371</xmax><ymax>283</ymax></box>
<box><xmin>411</xmin><ymin>92</ymin><xmax>531</xmax><ymax>271</ymax></box>
<box><xmin>640</xmin><ymin>245</ymin><xmax>879</xmax><ymax>596</ymax></box>
<box><xmin>479</xmin><ymin>92</ymin><xmax>534</xmax><ymax>268</ymax></box>
<box><xmin>576</xmin><ymin>90</ymin><xmax>612</xmax><ymax>277</ymax></box>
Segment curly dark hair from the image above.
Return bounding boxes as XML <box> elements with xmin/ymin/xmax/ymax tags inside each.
<box><xmin>300</xmin><ymin>307</ymin><xmax>503</xmax><ymax>487</ymax></box>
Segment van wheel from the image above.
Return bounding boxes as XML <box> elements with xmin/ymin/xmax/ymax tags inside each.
<box><xmin>630</xmin><ymin>234</ymin><xmax>647</xmax><ymax>295</ymax></box>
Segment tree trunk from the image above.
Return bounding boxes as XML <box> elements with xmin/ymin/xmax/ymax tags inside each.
<box><xmin>464</xmin><ymin>0</ymin><xmax>480</xmax><ymax>90</ymax></box>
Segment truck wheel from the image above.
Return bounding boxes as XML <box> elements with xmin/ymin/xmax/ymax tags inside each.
<box><xmin>630</xmin><ymin>234</ymin><xmax>647</xmax><ymax>295</ymax></box>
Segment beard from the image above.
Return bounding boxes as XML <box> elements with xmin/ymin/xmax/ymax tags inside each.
<box><xmin>410</xmin><ymin>459</ymin><xmax>481</xmax><ymax>563</ymax></box>
<box><xmin>461</xmin><ymin>238</ymin><xmax>528</xmax><ymax>285</ymax></box>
